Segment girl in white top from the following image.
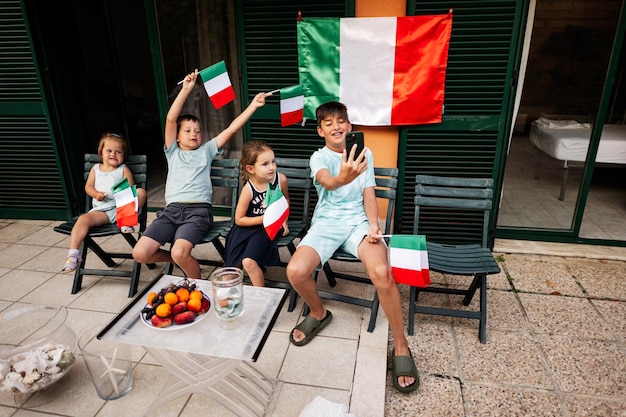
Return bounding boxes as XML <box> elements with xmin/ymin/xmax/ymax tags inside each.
<box><xmin>62</xmin><ymin>133</ymin><xmax>146</xmax><ymax>273</ymax></box>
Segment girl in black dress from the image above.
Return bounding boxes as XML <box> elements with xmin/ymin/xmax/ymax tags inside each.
<box><xmin>225</xmin><ymin>140</ymin><xmax>290</xmax><ymax>286</ymax></box>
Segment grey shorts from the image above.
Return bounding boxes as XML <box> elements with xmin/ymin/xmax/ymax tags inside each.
<box><xmin>142</xmin><ymin>203</ymin><xmax>213</xmax><ymax>246</ymax></box>
<box><xmin>298</xmin><ymin>221</ymin><xmax>370</xmax><ymax>265</ymax></box>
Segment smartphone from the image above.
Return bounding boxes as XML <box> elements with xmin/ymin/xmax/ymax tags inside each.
<box><xmin>345</xmin><ymin>131</ymin><xmax>365</xmax><ymax>161</ymax></box>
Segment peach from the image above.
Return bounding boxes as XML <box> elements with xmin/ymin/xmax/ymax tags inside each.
<box><xmin>151</xmin><ymin>315</ymin><xmax>172</xmax><ymax>328</ymax></box>
<box><xmin>198</xmin><ymin>297</ymin><xmax>210</xmax><ymax>314</ymax></box>
<box><xmin>174</xmin><ymin>311</ymin><xmax>196</xmax><ymax>325</ymax></box>
<box><xmin>172</xmin><ymin>301</ymin><xmax>188</xmax><ymax>316</ymax></box>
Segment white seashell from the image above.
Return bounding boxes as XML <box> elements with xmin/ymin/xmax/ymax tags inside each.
<box><xmin>4</xmin><ymin>372</ymin><xmax>28</xmax><ymax>393</ymax></box>
<box><xmin>50</xmin><ymin>347</ymin><xmax>64</xmax><ymax>365</ymax></box>
<box><xmin>22</xmin><ymin>371</ymin><xmax>41</xmax><ymax>386</ymax></box>
<box><xmin>46</xmin><ymin>365</ymin><xmax>62</xmax><ymax>375</ymax></box>
<box><xmin>12</xmin><ymin>350</ymin><xmax>48</xmax><ymax>375</ymax></box>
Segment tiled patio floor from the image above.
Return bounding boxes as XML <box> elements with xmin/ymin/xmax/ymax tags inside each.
<box><xmin>1</xmin><ymin>218</ymin><xmax>626</xmax><ymax>416</ymax></box>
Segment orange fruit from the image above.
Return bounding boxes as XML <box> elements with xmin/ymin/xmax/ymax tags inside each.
<box><xmin>147</xmin><ymin>292</ymin><xmax>158</xmax><ymax>306</ymax></box>
<box><xmin>164</xmin><ymin>292</ymin><xmax>178</xmax><ymax>305</ymax></box>
<box><xmin>189</xmin><ymin>290</ymin><xmax>203</xmax><ymax>300</ymax></box>
<box><xmin>187</xmin><ymin>297</ymin><xmax>201</xmax><ymax>313</ymax></box>
<box><xmin>155</xmin><ymin>303</ymin><xmax>171</xmax><ymax>318</ymax></box>
<box><xmin>176</xmin><ymin>288</ymin><xmax>190</xmax><ymax>302</ymax></box>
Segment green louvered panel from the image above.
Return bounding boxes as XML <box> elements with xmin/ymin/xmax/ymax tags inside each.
<box><xmin>0</xmin><ymin>0</ymin><xmax>68</xmax><ymax>219</ymax></box>
<box><xmin>240</xmin><ymin>0</ymin><xmax>349</xmax><ymax>159</ymax></box>
<box><xmin>0</xmin><ymin>116</ymin><xmax>66</xmax><ymax>211</ymax></box>
<box><xmin>0</xmin><ymin>0</ymin><xmax>39</xmax><ymax>102</ymax></box>
<box><xmin>398</xmin><ymin>0</ymin><xmax>521</xmax><ymax>244</ymax></box>
<box><xmin>400</xmin><ymin>130</ymin><xmax>498</xmax><ymax>244</ymax></box>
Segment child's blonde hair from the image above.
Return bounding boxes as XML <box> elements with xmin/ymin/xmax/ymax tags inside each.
<box><xmin>240</xmin><ymin>140</ymin><xmax>273</xmax><ymax>182</ymax></box>
<box><xmin>97</xmin><ymin>133</ymin><xmax>128</xmax><ymax>157</ymax></box>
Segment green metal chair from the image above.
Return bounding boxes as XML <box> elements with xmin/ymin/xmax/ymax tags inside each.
<box><xmin>408</xmin><ymin>175</ymin><xmax>501</xmax><ymax>343</ymax></box>
<box><xmin>272</xmin><ymin>157</ymin><xmax>312</xmax><ymax>312</ymax></box>
<box><xmin>54</xmin><ymin>154</ymin><xmax>152</xmax><ymax>297</ymax></box>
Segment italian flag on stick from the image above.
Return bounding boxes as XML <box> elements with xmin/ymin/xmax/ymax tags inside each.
<box><xmin>112</xmin><ymin>178</ymin><xmax>138</xmax><ymax>228</ymax></box>
<box><xmin>297</xmin><ymin>14</ymin><xmax>452</xmax><ymax>126</ymax></box>
<box><xmin>389</xmin><ymin>235</ymin><xmax>430</xmax><ymax>287</ymax></box>
<box><xmin>199</xmin><ymin>60</ymin><xmax>235</xmax><ymax>109</ymax></box>
<box><xmin>280</xmin><ymin>85</ymin><xmax>304</xmax><ymax>126</ymax></box>
<box><xmin>263</xmin><ymin>184</ymin><xmax>290</xmax><ymax>240</ymax></box>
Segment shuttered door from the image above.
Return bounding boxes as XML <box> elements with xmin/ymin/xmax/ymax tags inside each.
<box><xmin>0</xmin><ymin>0</ymin><xmax>70</xmax><ymax>219</ymax></box>
<box><xmin>399</xmin><ymin>1</ymin><xmax>524</xmax><ymax>245</ymax></box>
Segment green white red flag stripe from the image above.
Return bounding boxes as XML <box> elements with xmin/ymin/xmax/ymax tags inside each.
<box><xmin>389</xmin><ymin>234</ymin><xmax>430</xmax><ymax>287</ymax></box>
<box><xmin>280</xmin><ymin>85</ymin><xmax>304</xmax><ymax>126</ymax></box>
<box><xmin>112</xmin><ymin>178</ymin><xmax>138</xmax><ymax>228</ymax></box>
<box><xmin>263</xmin><ymin>184</ymin><xmax>290</xmax><ymax>240</ymax></box>
<box><xmin>297</xmin><ymin>14</ymin><xmax>452</xmax><ymax>126</ymax></box>
<box><xmin>199</xmin><ymin>60</ymin><xmax>235</xmax><ymax>109</ymax></box>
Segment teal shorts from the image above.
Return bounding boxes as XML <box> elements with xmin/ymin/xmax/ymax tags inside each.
<box><xmin>298</xmin><ymin>221</ymin><xmax>370</xmax><ymax>265</ymax></box>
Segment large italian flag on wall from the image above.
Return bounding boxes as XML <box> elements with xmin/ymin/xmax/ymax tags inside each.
<box><xmin>297</xmin><ymin>14</ymin><xmax>452</xmax><ymax>126</ymax></box>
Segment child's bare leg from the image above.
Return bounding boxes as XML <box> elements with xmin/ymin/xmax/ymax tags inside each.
<box><xmin>170</xmin><ymin>239</ymin><xmax>200</xmax><ymax>278</ymax></box>
<box><xmin>286</xmin><ymin>246</ymin><xmax>325</xmax><ymax>342</ymax></box>
<box><xmin>242</xmin><ymin>257</ymin><xmax>264</xmax><ymax>286</ymax></box>
<box><xmin>69</xmin><ymin>211</ymin><xmax>110</xmax><ymax>249</ymax></box>
<box><xmin>359</xmin><ymin>240</ymin><xmax>415</xmax><ymax>389</ymax></box>
<box><xmin>136</xmin><ymin>188</ymin><xmax>147</xmax><ymax>210</ymax></box>
<box><xmin>132</xmin><ymin>236</ymin><xmax>173</xmax><ymax>265</ymax></box>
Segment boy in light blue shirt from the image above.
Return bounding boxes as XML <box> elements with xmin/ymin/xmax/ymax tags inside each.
<box><xmin>286</xmin><ymin>101</ymin><xmax>419</xmax><ymax>393</ymax></box>
<box><xmin>133</xmin><ymin>69</ymin><xmax>267</xmax><ymax>279</ymax></box>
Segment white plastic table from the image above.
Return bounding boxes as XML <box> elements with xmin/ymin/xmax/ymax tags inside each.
<box><xmin>99</xmin><ymin>274</ymin><xmax>288</xmax><ymax>417</ymax></box>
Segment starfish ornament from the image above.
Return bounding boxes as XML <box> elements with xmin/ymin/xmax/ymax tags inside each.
<box><xmin>99</xmin><ymin>346</ymin><xmax>127</xmax><ymax>395</ymax></box>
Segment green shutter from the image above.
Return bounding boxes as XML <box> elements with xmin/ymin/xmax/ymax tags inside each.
<box><xmin>398</xmin><ymin>1</ymin><xmax>524</xmax><ymax>244</ymax></box>
<box><xmin>0</xmin><ymin>0</ymin><xmax>70</xmax><ymax>219</ymax></box>
<box><xmin>238</xmin><ymin>0</ymin><xmax>351</xmax><ymax>159</ymax></box>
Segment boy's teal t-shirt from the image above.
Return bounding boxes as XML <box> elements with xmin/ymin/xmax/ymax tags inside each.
<box><xmin>309</xmin><ymin>146</ymin><xmax>376</xmax><ymax>226</ymax></box>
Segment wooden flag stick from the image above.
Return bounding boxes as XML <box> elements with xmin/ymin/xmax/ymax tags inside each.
<box><xmin>264</xmin><ymin>88</ymin><xmax>281</xmax><ymax>97</ymax></box>
<box><xmin>176</xmin><ymin>71</ymin><xmax>200</xmax><ymax>85</ymax></box>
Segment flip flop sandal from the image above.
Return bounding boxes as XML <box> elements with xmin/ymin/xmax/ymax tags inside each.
<box><xmin>392</xmin><ymin>348</ymin><xmax>419</xmax><ymax>393</ymax></box>
<box><xmin>289</xmin><ymin>310</ymin><xmax>333</xmax><ymax>346</ymax></box>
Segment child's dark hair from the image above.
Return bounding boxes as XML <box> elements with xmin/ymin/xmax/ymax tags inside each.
<box><xmin>98</xmin><ymin>133</ymin><xmax>128</xmax><ymax>157</ymax></box>
<box><xmin>176</xmin><ymin>114</ymin><xmax>200</xmax><ymax>133</ymax></box>
<box><xmin>241</xmin><ymin>140</ymin><xmax>273</xmax><ymax>182</ymax></box>
<box><xmin>316</xmin><ymin>101</ymin><xmax>349</xmax><ymax>126</ymax></box>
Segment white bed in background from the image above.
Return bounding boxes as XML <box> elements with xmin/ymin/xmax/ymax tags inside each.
<box><xmin>529</xmin><ymin>117</ymin><xmax>626</xmax><ymax>200</ymax></box>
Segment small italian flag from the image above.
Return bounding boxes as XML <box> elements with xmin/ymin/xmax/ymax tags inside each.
<box><xmin>389</xmin><ymin>235</ymin><xmax>430</xmax><ymax>287</ymax></box>
<box><xmin>199</xmin><ymin>60</ymin><xmax>235</xmax><ymax>109</ymax></box>
<box><xmin>263</xmin><ymin>184</ymin><xmax>290</xmax><ymax>240</ymax></box>
<box><xmin>112</xmin><ymin>178</ymin><xmax>138</xmax><ymax>228</ymax></box>
<box><xmin>280</xmin><ymin>85</ymin><xmax>304</xmax><ymax>127</ymax></box>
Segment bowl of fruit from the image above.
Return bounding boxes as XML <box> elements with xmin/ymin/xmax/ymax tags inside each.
<box><xmin>140</xmin><ymin>278</ymin><xmax>211</xmax><ymax>330</ymax></box>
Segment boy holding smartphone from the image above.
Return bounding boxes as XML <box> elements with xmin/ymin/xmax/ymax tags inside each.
<box><xmin>286</xmin><ymin>101</ymin><xmax>419</xmax><ymax>393</ymax></box>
